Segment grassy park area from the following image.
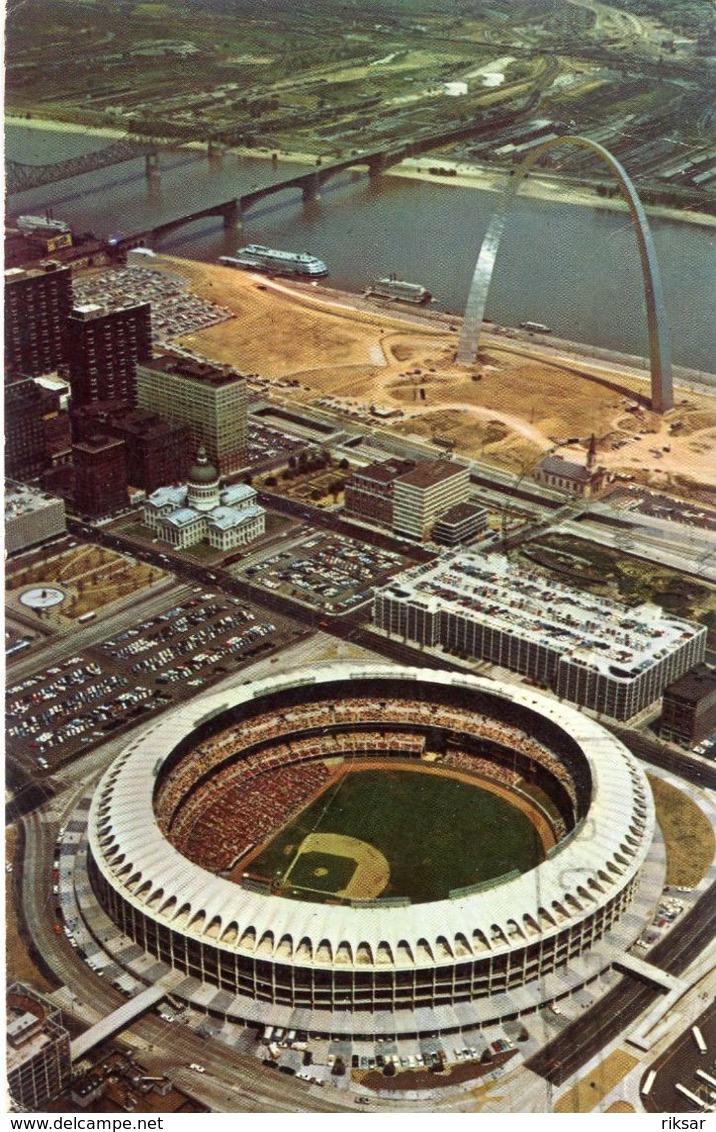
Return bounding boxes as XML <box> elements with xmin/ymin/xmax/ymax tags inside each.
<box><xmin>6</xmin><ymin>545</ymin><xmax>165</xmax><ymax>620</ymax></box>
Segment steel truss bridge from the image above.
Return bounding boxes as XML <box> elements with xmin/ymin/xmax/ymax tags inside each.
<box><xmin>6</xmin><ymin>139</ymin><xmax>162</xmax><ymax>194</ymax></box>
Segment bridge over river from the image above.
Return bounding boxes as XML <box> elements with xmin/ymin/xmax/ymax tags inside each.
<box><xmin>116</xmin><ymin>145</ymin><xmax>410</xmax><ymax>249</ymax></box>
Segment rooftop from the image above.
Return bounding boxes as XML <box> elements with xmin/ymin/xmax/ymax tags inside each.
<box><xmin>396</xmin><ymin>461</ymin><xmax>468</xmax><ymax>489</ymax></box>
<box><xmin>539</xmin><ymin>455</ymin><xmax>594</xmax><ymax>482</ymax></box>
<box><xmin>164</xmin><ymin>507</ymin><xmax>203</xmax><ymax>528</ymax></box>
<box><xmin>664</xmin><ymin>663</ymin><xmax>716</xmax><ymax>703</ymax></box>
<box><xmin>354</xmin><ymin>458</ymin><xmax>416</xmax><ymax>486</ymax></box>
<box><xmin>4</xmin><ymin>263</ymin><xmax>71</xmax><ymax>284</ymax></box>
<box><xmin>142</xmin><ymin>351</ymin><xmax>245</xmax><ymax>388</ymax></box>
<box><xmin>147</xmin><ymin>485</ymin><xmax>187</xmax><ymax>508</ymax></box>
<box><xmin>436</xmin><ymin>502</ymin><xmax>488</xmax><ymax>524</ymax></box>
<box><xmin>221</xmin><ymin>482</ymin><xmax>257</xmax><ymax>506</ymax></box>
<box><xmin>108</xmin><ymin>409</ymin><xmax>189</xmax><ymax>438</ymax></box>
<box><xmin>5</xmin><ymin>481</ymin><xmax>63</xmax><ymax>518</ymax></box>
<box><xmin>379</xmin><ymin>550</ymin><xmax>704</xmax><ymax>678</ymax></box>
<box><xmin>208</xmin><ymin>503</ymin><xmax>264</xmax><ymax>530</ymax></box>
<box><xmin>69</xmin><ymin>299</ymin><xmax>150</xmax><ymax>322</ymax></box>
<box><xmin>73</xmin><ymin>434</ymin><xmax>125</xmax><ymax>454</ymax></box>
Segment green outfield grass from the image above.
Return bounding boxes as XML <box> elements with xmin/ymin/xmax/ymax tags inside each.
<box><xmin>250</xmin><ymin>766</ymin><xmax>545</xmax><ymax>903</ymax></box>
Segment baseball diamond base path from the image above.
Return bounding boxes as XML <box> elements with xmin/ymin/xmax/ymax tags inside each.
<box><xmin>228</xmin><ymin>758</ymin><xmax>556</xmax><ymax>902</ymax></box>
<box><xmin>153</xmin><ymin>254</ymin><xmax>716</xmax><ymax>494</ymax></box>
<box><xmin>286</xmin><ymin>832</ymin><xmax>391</xmax><ymax>900</ymax></box>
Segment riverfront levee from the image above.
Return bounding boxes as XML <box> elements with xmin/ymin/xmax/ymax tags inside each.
<box><xmin>6</xmin><ymin>123</ymin><xmax>716</xmax><ymax>375</ymax></box>
<box><xmin>124</xmin><ymin>252</ymin><xmax>716</xmax><ymax>493</ymax></box>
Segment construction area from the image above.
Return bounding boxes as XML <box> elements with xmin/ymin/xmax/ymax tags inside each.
<box><xmin>162</xmin><ymin>255</ymin><xmax>716</xmax><ymax>502</ymax></box>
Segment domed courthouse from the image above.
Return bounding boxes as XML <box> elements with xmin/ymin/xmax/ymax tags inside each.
<box><xmin>87</xmin><ymin>665</ymin><xmax>661</xmax><ymax>1039</ymax></box>
<box><xmin>143</xmin><ymin>447</ymin><xmax>265</xmax><ymax>551</ymax></box>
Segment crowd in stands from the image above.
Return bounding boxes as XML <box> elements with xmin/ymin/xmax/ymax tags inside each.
<box><xmin>154</xmin><ymin>696</ymin><xmax>578</xmax><ymax>867</ymax></box>
<box><xmin>442</xmin><ymin>749</ymin><xmax>520</xmax><ymax>786</ymax></box>
<box><xmin>176</xmin><ymin>760</ymin><xmax>329</xmax><ymax>872</ymax></box>
<box><xmin>442</xmin><ymin>750</ymin><xmax>568</xmax><ymax>840</ymax></box>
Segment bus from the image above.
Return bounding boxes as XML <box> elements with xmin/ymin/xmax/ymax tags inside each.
<box><xmin>78</xmin><ymin>611</ymin><xmax>97</xmax><ymax>624</ymax></box>
<box><xmin>641</xmin><ymin>1070</ymin><xmax>656</xmax><ymax>1096</ymax></box>
<box><xmin>693</xmin><ymin>1026</ymin><xmax>707</xmax><ymax>1054</ymax></box>
<box><xmin>675</xmin><ymin>1083</ymin><xmax>706</xmax><ymax>1110</ymax></box>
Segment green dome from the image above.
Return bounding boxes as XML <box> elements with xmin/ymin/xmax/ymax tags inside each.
<box><xmin>188</xmin><ymin>446</ymin><xmax>219</xmax><ymax>485</ymax></box>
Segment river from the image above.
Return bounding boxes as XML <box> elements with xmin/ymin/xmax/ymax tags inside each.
<box><xmin>7</xmin><ymin>124</ymin><xmax>716</xmax><ymax>374</ymax></box>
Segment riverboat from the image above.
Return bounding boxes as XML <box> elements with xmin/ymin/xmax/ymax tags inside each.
<box><xmin>365</xmin><ymin>276</ymin><xmax>432</xmax><ymax>304</ymax></box>
<box><xmin>220</xmin><ymin>245</ymin><xmax>328</xmax><ymax>277</ymax></box>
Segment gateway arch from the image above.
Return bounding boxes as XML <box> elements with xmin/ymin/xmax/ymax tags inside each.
<box><xmin>457</xmin><ymin>135</ymin><xmax>674</xmax><ymax>413</ymax></box>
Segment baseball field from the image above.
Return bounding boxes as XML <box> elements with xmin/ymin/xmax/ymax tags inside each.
<box><xmin>247</xmin><ymin>763</ymin><xmax>547</xmax><ymax>904</ymax></box>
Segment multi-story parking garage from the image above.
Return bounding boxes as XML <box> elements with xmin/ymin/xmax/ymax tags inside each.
<box><xmin>86</xmin><ymin>665</ymin><xmax>660</xmax><ymax>1038</ymax></box>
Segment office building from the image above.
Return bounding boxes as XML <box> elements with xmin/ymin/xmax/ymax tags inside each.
<box><xmin>36</xmin><ymin>379</ymin><xmax>72</xmax><ymax>469</ymax></box>
<box><xmin>4</xmin><ymin>375</ymin><xmax>48</xmax><ymax>480</ymax></box>
<box><xmin>660</xmin><ymin>664</ymin><xmax>716</xmax><ymax>747</ymax></box>
<box><xmin>343</xmin><ymin>457</ymin><xmax>415</xmax><ymax>528</ymax></box>
<box><xmin>5</xmin><ymin>481</ymin><xmax>67</xmax><ymax>554</ymax></box>
<box><xmin>71</xmin><ymin>405</ymin><xmax>191</xmax><ymax>492</ymax></box>
<box><xmin>4</xmin><ymin>263</ymin><xmax>73</xmax><ymax>376</ymax></box>
<box><xmin>432</xmin><ymin>501</ymin><xmax>488</xmax><ymax>545</ymax></box>
<box><xmin>67</xmin><ymin>301</ymin><xmax>152</xmax><ymax>409</ymax></box>
<box><xmin>373</xmin><ymin>550</ymin><xmax>706</xmax><ymax>720</ymax></box>
<box><xmin>392</xmin><ymin>461</ymin><xmax>471</xmax><ymax>539</ymax></box>
<box><xmin>7</xmin><ymin>983</ymin><xmax>71</xmax><ymax>1110</ymax></box>
<box><xmin>137</xmin><ymin>352</ymin><xmax>248</xmax><ymax>475</ymax></box>
<box><xmin>73</xmin><ymin>434</ymin><xmax>128</xmax><ymax>518</ymax></box>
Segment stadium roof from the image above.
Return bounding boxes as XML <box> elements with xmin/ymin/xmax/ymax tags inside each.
<box><xmin>89</xmin><ymin>665</ymin><xmax>653</xmax><ymax>969</ymax></box>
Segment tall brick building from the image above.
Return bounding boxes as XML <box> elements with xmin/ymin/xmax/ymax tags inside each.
<box><xmin>4</xmin><ymin>374</ymin><xmax>48</xmax><ymax>480</ymax></box>
<box><xmin>71</xmin><ymin>405</ymin><xmax>191</xmax><ymax>492</ymax></box>
<box><xmin>4</xmin><ymin>263</ymin><xmax>73</xmax><ymax>376</ymax></box>
<box><xmin>660</xmin><ymin>664</ymin><xmax>716</xmax><ymax>747</ymax></box>
<box><xmin>67</xmin><ymin>301</ymin><xmax>152</xmax><ymax>409</ymax></box>
<box><xmin>343</xmin><ymin>458</ymin><xmax>416</xmax><ymax>528</ymax></box>
<box><xmin>73</xmin><ymin>434</ymin><xmax>128</xmax><ymax>518</ymax></box>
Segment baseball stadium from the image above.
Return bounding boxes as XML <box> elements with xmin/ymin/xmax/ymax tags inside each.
<box><xmin>87</xmin><ymin>665</ymin><xmax>659</xmax><ymax>1038</ymax></box>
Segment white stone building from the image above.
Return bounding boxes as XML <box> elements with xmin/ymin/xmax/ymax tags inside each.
<box><xmin>143</xmin><ymin>448</ymin><xmax>265</xmax><ymax>551</ymax></box>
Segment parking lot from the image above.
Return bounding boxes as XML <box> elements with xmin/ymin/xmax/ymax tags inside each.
<box><xmin>241</xmin><ymin>533</ymin><xmax>409</xmax><ymax>614</ymax></box>
<box><xmin>248</xmin><ymin>420</ymin><xmax>305</xmax><ymax>466</ymax></box>
<box><xmin>6</xmin><ymin>590</ymin><xmax>303</xmax><ymax>771</ymax></box>
<box><xmin>254</xmin><ymin>1023</ymin><xmax>520</xmax><ymax>1094</ymax></box>
<box><xmin>72</xmin><ymin>263</ymin><xmax>232</xmax><ymax>347</ymax></box>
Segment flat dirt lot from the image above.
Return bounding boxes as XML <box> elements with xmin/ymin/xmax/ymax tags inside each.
<box><xmin>156</xmin><ymin>254</ymin><xmax>716</xmax><ymax>492</ymax></box>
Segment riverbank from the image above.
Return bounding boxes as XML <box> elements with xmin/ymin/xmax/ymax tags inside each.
<box><xmin>147</xmin><ymin>252</ymin><xmax>716</xmax><ymax>494</ymax></box>
<box><xmin>386</xmin><ymin>158</ymin><xmax>716</xmax><ymax>230</ymax></box>
<box><xmin>5</xmin><ymin>114</ymin><xmax>318</xmax><ymax>162</ymax></box>
<box><xmin>7</xmin><ymin>114</ymin><xmax>715</xmax><ymax>230</ymax></box>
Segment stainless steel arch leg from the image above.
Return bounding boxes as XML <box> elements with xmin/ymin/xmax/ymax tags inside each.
<box><xmin>457</xmin><ymin>136</ymin><xmax>673</xmax><ymax>413</ymax></box>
